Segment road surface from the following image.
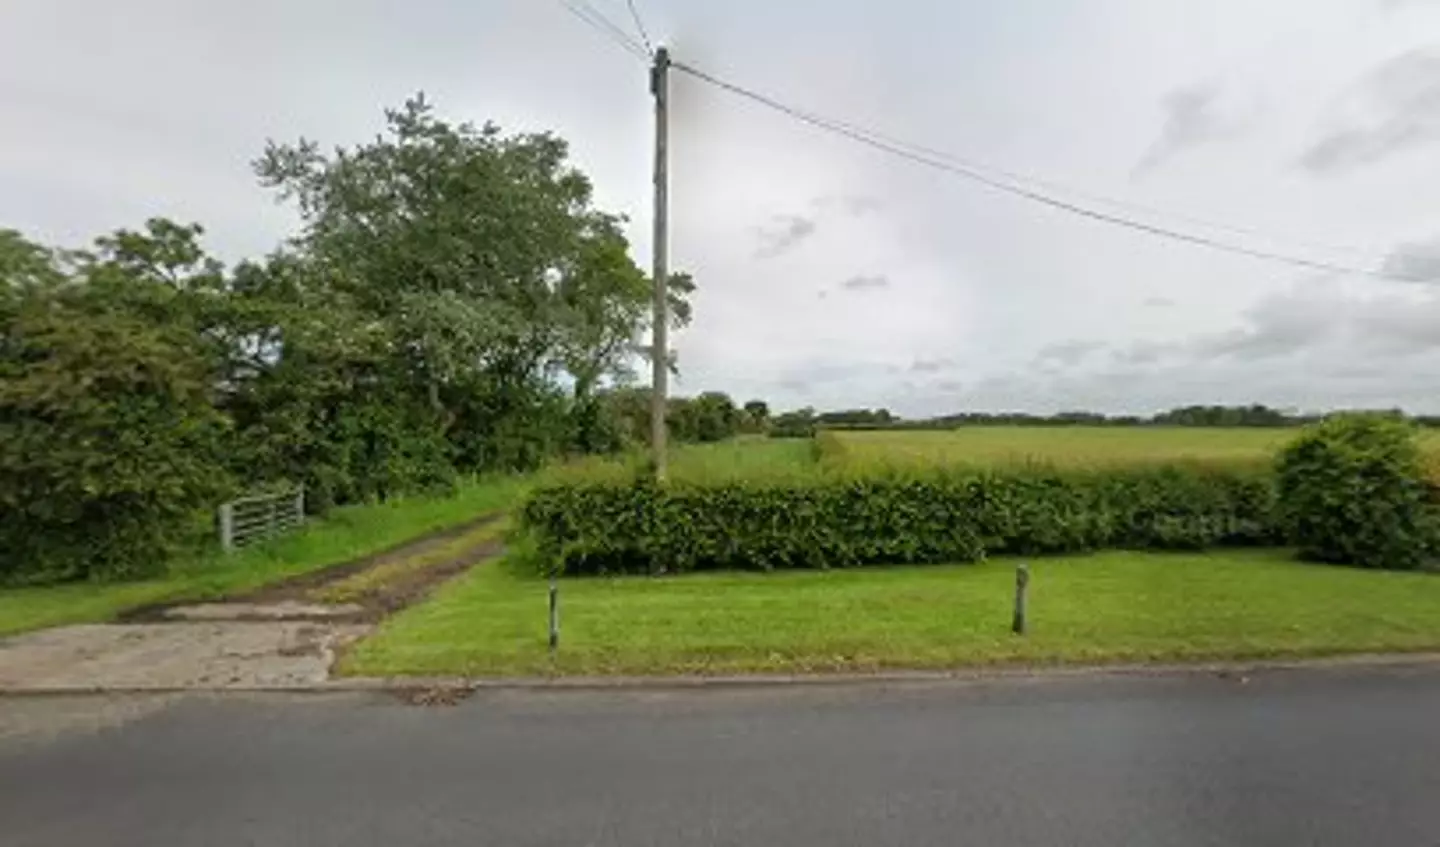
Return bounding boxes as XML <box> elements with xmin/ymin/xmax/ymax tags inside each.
<box><xmin>3</xmin><ymin>666</ymin><xmax>1440</xmax><ymax>845</ymax></box>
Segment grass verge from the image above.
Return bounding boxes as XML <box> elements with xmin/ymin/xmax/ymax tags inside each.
<box><xmin>0</xmin><ymin>475</ymin><xmax>529</xmax><ymax>637</ymax></box>
<box><xmin>339</xmin><ymin>548</ymin><xmax>1440</xmax><ymax>677</ymax></box>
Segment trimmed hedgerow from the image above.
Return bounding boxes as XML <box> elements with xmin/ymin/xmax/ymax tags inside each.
<box><xmin>519</xmin><ymin>463</ymin><xmax>1279</xmax><ymax>575</ymax></box>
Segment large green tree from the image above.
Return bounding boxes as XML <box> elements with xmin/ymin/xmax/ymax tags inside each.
<box><xmin>0</xmin><ymin>235</ymin><xmax>232</xmax><ymax>583</ymax></box>
<box><xmin>255</xmin><ymin>94</ymin><xmax>691</xmax><ymax>473</ymax></box>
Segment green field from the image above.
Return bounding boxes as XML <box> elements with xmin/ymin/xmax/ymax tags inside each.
<box><xmin>823</xmin><ymin>426</ymin><xmax>1440</xmax><ymax>470</ymax></box>
<box><xmin>341</xmin><ymin>548</ymin><xmax>1440</xmax><ymax>677</ymax></box>
<box><xmin>823</xmin><ymin>427</ymin><xmax>1290</xmax><ymax>468</ymax></box>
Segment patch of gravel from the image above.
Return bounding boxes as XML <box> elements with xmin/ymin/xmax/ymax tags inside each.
<box><xmin>0</xmin><ymin>622</ymin><xmax>371</xmax><ymax>691</ymax></box>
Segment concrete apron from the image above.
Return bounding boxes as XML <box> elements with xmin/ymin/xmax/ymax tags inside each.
<box><xmin>0</xmin><ymin>603</ymin><xmax>371</xmax><ymax>692</ymax></box>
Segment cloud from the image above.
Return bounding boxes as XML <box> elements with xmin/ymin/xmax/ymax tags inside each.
<box><xmin>1299</xmin><ymin>48</ymin><xmax>1440</xmax><ymax>175</ymax></box>
<box><xmin>910</xmin><ymin>356</ymin><xmax>955</xmax><ymax>373</ymax></box>
<box><xmin>753</xmin><ymin>214</ymin><xmax>818</xmax><ymax>259</ymax></box>
<box><xmin>1379</xmin><ymin>0</ymin><xmax>1440</xmax><ymax>11</ymax></box>
<box><xmin>1134</xmin><ymin>83</ymin><xmax>1248</xmax><ymax>174</ymax></box>
<box><xmin>1381</xmin><ymin>235</ymin><xmax>1440</xmax><ymax>282</ymax></box>
<box><xmin>813</xmin><ymin>194</ymin><xmax>883</xmax><ymax>216</ymax></box>
<box><xmin>839</xmin><ymin>274</ymin><xmax>891</xmax><ymax>291</ymax></box>
<box><xmin>1034</xmin><ymin>339</ymin><xmax>1104</xmax><ymax>366</ymax></box>
<box><xmin>1142</xmin><ymin>296</ymin><xmax>1176</xmax><ymax>308</ymax></box>
<box><xmin>1111</xmin><ymin>340</ymin><xmax>1184</xmax><ymax>366</ymax></box>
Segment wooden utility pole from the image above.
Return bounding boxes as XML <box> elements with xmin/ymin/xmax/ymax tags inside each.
<box><xmin>649</xmin><ymin>45</ymin><xmax>671</xmax><ymax>480</ymax></box>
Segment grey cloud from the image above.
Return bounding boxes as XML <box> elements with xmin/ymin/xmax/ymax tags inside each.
<box><xmin>776</xmin><ymin>361</ymin><xmax>893</xmax><ymax>394</ymax></box>
<box><xmin>753</xmin><ymin>214</ymin><xmax>817</xmax><ymax>259</ymax></box>
<box><xmin>1348</xmin><ymin>297</ymin><xmax>1440</xmax><ymax>353</ymax></box>
<box><xmin>935</xmin><ymin>379</ymin><xmax>965</xmax><ymax>393</ymax></box>
<box><xmin>833</xmin><ymin>195</ymin><xmax>882</xmax><ymax>216</ymax></box>
<box><xmin>1111</xmin><ymin>340</ymin><xmax>1183</xmax><ymax>366</ymax></box>
<box><xmin>1109</xmin><ymin>284</ymin><xmax>1440</xmax><ymax>376</ymax></box>
<box><xmin>910</xmin><ymin>356</ymin><xmax>956</xmax><ymax>373</ymax></box>
<box><xmin>1191</xmin><ymin>292</ymin><xmax>1340</xmax><ymax>359</ymax></box>
<box><xmin>1382</xmin><ymin>235</ymin><xmax>1440</xmax><ymax>282</ymax></box>
<box><xmin>839</xmin><ymin>274</ymin><xmax>891</xmax><ymax>291</ymax></box>
<box><xmin>1134</xmin><ymin>83</ymin><xmax>1246</xmax><ymax>175</ymax></box>
<box><xmin>812</xmin><ymin>194</ymin><xmax>882</xmax><ymax>216</ymax></box>
<box><xmin>1300</xmin><ymin>49</ymin><xmax>1440</xmax><ymax>175</ymax></box>
<box><xmin>1034</xmin><ymin>339</ymin><xmax>1104</xmax><ymax>366</ymax></box>
<box><xmin>1143</xmin><ymin>296</ymin><xmax>1176</xmax><ymax>308</ymax></box>
<box><xmin>1379</xmin><ymin>0</ymin><xmax>1440</xmax><ymax>11</ymax></box>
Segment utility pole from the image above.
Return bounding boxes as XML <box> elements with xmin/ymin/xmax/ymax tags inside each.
<box><xmin>649</xmin><ymin>45</ymin><xmax>671</xmax><ymax>481</ymax></box>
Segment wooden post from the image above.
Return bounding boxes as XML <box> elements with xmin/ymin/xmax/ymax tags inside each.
<box><xmin>648</xmin><ymin>45</ymin><xmax>670</xmax><ymax>482</ymax></box>
<box><xmin>219</xmin><ymin>502</ymin><xmax>235</xmax><ymax>553</ymax></box>
<box><xmin>293</xmin><ymin>486</ymin><xmax>306</xmax><ymax>525</ymax></box>
<box><xmin>1012</xmin><ymin>563</ymin><xmax>1030</xmax><ymax>635</ymax></box>
<box><xmin>548</xmin><ymin>575</ymin><xmax>560</xmax><ymax>654</ymax></box>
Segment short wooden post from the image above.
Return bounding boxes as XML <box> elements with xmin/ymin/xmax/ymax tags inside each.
<box><xmin>293</xmin><ymin>486</ymin><xmax>306</xmax><ymax>525</ymax></box>
<box><xmin>548</xmin><ymin>575</ymin><xmax>560</xmax><ymax>653</ymax></box>
<box><xmin>219</xmin><ymin>502</ymin><xmax>235</xmax><ymax>553</ymax></box>
<box><xmin>1012</xmin><ymin>563</ymin><xmax>1030</xmax><ymax>635</ymax></box>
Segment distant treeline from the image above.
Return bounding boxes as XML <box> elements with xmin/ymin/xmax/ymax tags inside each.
<box><xmin>768</xmin><ymin>405</ymin><xmax>1431</xmax><ymax>436</ymax></box>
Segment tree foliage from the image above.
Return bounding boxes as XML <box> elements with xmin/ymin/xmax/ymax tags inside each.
<box><xmin>0</xmin><ymin>94</ymin><xmax>696</xmax><ymax>583</ymax></box>
<box><xmin>0</xmin><ymin>280</ymin><xmax>231</xmax><ymax>582</ymax></box>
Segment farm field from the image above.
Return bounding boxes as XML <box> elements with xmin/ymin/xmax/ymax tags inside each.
<box><xmin>822</xmin><ymin>426</ymin><xmax>1440</xmax><ymax>470</ymax></box>
<box><xmin>340</xmin><ymin>547</ymin><xmax>1440</xmax><ymax>678</ymax></box>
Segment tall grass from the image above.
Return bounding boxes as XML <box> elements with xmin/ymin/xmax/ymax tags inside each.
<box><xmin>823</xmin><ymin>427</ymin><xmax>1298</xmax><ymax>471</ymax></box>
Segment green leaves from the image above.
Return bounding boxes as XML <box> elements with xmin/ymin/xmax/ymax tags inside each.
<box><xmin>0</xmin><ymin>299</ymin><xmax>233</xmax><ymax>583</ymax></box>
<box><xmin>1276</xmin><ymin>413</ymin><xmax>1437</xmax><ymax>569</ymax></box>
<box><xmin>520</xmin><ymin>463</ymin><xmax>1279</xmax><ymax>576</ymax></box>
<box><xmin>2</xmin><ymin>94</ymin><xmax>700</xmax><ymax>584</ymax></box>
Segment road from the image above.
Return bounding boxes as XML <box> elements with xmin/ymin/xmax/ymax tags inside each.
<box><xmin>3</xmin><ymin>666</ymin><xmax>1440</xmax><ymax>845</ymax></box>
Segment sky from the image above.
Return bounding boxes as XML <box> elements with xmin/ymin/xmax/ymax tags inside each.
<box><xmin>5</xmin><ymin>0</ymin><xmax>1440</xmax><ymax>416</ymax></box>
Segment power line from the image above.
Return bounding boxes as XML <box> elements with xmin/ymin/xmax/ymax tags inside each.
<box><xmin>625</xmin><ymin>0</ymin><xmax>655</xmax><ymax>56</ymax></box>
<box><xmin>673</xmin><ymin>60</ymin><xmax>1415</xmax><ymax>281</ymax></box>
<box><xmin>557</xmin><ymin>0</ymin><xmax>649</xmax><ymax>61</ymax></box>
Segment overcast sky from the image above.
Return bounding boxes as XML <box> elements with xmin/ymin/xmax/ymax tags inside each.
<box><xmin>6</xmin><ymin>0</ymin><xmax>1440</xmax><ymax>416</ymax></box>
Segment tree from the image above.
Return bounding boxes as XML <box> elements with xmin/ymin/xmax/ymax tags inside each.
<box><xmin>691</xmin><ymin>391</ymin><xmax>741</xmax><ymax>442</ymax></box>
<box><xmin>0</xmin><ymin>285</ymin><xmax>231</xmax><ymax>582</ymax></box>
<box><xmin>255</xmin><ymin>93</ymin><xmax>692</xmax><ymax>476</ymax></box>
<box><xmin>742</xmin><ymin>399</ymin><xmax>771</xmax><ymax>432</ymax></box>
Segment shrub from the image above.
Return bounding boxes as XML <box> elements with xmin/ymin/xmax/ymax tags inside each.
<box><xmin>519</xmin><ymin>462</ymin><xmax>1278</xmax><ymax>575</ymax></box>
<box><xmin>1275</xmin><ymin>413</ymin><xmax>1437</xmax><ymax>569</ymax></box>
<box><xmin>0</xmin><ymin>303</ymin><xmax>233</xmax><ymax>583</ymax></box>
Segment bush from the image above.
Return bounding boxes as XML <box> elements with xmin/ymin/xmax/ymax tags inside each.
<box><xmin>519</xmin><ymin>462</ymin><xmax>1279</xmax><ymax>575</ymax></box>
<box><xmin>0</xmin><ymin>304</ymin><xmax>233</xmax><ymax>583</ymax></box>
<box><xmin>1275</xmin><ymin>413</ymin><xmax>1437</xmax><ymax>569</ymax></box>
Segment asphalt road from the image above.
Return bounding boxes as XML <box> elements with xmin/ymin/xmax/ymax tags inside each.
<box><xmin>4</xmin><ymin>666</ymin><xmax>1440</xmax><ymax>846</ymax></box>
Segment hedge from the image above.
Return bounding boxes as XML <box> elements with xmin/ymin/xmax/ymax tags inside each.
<box><xmin>1276</xmin><ymin>413</ymin><xmax>1439</xmax><ymax>570</ymax></box>
<box><xmin>518</xmin><ymin>463</ymin><xmax>1280</xmax><ymax>575</ymax></box>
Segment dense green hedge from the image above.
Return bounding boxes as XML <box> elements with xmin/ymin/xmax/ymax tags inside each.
<box><xmin>1276</xmin><ymin>413</ymin><xmax>1438</xmax><ymax>570</ymax></box>
<box><xmin>519</xmin><ymin>463</ymin><xmax>1279</xmax><ymax>575</ymax></box>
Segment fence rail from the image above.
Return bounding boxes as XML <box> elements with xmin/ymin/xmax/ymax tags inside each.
<box><xmin>218</xmin><ymin>486</ymin><xmax>305</xmax><ymax>552</ymax></box>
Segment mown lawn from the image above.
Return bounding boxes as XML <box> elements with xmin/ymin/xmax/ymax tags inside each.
<box><xmin>340</xmin><ymin>549</ymin><xmax>1440</xmax><ymax>677</ymax></box>
<box><xmin>0</xmin><ymin>475</ymin><xmax>530</xmax><ymax>637</ymax></box>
